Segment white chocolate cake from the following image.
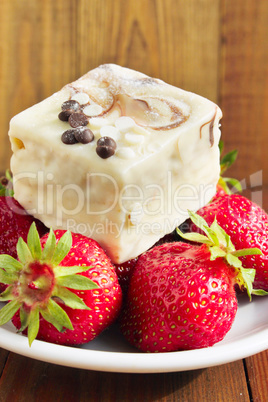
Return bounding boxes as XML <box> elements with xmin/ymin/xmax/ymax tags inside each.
<box><xmin>9</xmin><ymin>64</ymin><xmax>222</xmax><ymax>263</ymax></box>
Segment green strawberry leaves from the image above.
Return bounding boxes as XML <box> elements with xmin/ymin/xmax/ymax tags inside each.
<box><xmin>27</xmin><ymin>308</ymin><xmax>40</xmax><ymax>346</ymax></box>
<box><xmin>252</xmin><ymin>289</ymin><xmax>268</xmax><ymax>296</ymax></box>
<box><xmin>220</xmin><ymin>145</ymin><xmax>238</xmax><ymax>174</ymax></box>
<box><xmin>40</xmin><ymin>306</ymin><xmax>64</xmax><ymax>333</ymax></box>
<box><xmin>41</xmin><ymin>228</ymin><xmax>57</xmax><ymax>262</ymax></box>
<box><xmin>46</xmin><ymin>298</ymin><xmax>73</xmax><ymax>331</ymax></box>
<box><xmin>177</xmin><ymin>210</ymin><xmax>262</xmax><ymax>300</ymax></box>
<box><xmin>0</xmin><ymin>287</ymin><xmax>15</xmax><ymax>301</ymax></box>
<box><xmin>50</xmin><ymin>230</ymin><xmax>72</xmax><ymax>266</ymax></box>
<box><xmin>0</xmin><ymin>269</ymin><xmax>19</xmax><ymax>285</ymax></box>
<box><xmin>53</xmin><ymin>287</ymin><xmax>90</xmax><ymax>310</ymax></box>
<box><xmin>0</xmin><ymin>300</ymin><xmax>21</xmax><ymax>326</ymax></box>
<box><xmin>17</xmin><ymin>238</ymin><xmax>33</xmax><ymax>264</ymax></box>
<box><xmin>57</xmin><ymin>274</ymin><xmax>97</xmax><ymax>290</ymax></box>
<box><xmin>54</xmin><ymin>265</ymin><xmax>92</xmax><ymax>277</ymax></box>
<box><xmin>27</xmin><ymin>222</ymin><xmax>42</xmax><ymax>260</ymax></box>
<box><xmin>0</xmin><ymin>222</ymin><xmax>99</xmax><ymax>346</ymax></box>
<box><xmin>218</xmin><ymin>141</ymin><xmax>242</xmax><ymax>195</ymax></box>
<box><xmin>218</xmin><ymin>177</ymin><xmax>242</xmax><ymax>195</ymax></box>
<box><xmin>0</xmin><ymin>255</ymin><xmax>23</xmax><ymax>275</ymax></box>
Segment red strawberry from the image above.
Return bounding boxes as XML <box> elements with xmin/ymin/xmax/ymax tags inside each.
<box><xmin>121</xmin><ymin>242</ymin><xmax>237</xmax><ymax>352</ymax></box>
<box><xmin>114</xmin><ymin>257</ymin><xmax>138</xmax><ymax>295</ymax></box>
<box><xmin>0</xmin><ymin>223</ymin><xmax>122</xmax><ymax>346</ymax></box>
<box><xmin>113</xmin><ymin>231</ymin><xmax>177</xmax><ymax>295</ymax></box>
<box><xmin>0</xmin><ymin>196</ymin><xmax>48</xmax><ymax>293</ymax></box>
<box><xmin>0</xmin><ymin>196</ymin><xmax>48</xmax><ymax>258</ymax></box>
<box><xmin>120</xmin><ymin>212</ymin><xmax>260</xmax><ymax>352</ymax></box>
<box><xmin>191</xmin><ymin>194</ymin><xmax>268</xmax><ymax>291</ymax></box>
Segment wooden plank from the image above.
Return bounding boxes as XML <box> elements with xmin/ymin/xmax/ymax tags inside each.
<box><xmin>155</xmin><ymin>0</ymin><xmax>220</xmax><ymax>101</ymax></box>
<box><xmin>77</xmin><ymin>0</ymin><xmax>220</xmax><ymax>101</ymax></box>
<box><xmin>245</xmin><ymin>350</ymin><xmax>268</xmax><ymax>402</ymax></box>
<box><xmin>0</xmin><ymin>0</ymin><xmax>78</xmax><ymax>172</ymax></box>
<box><xmin>0</xmin><ymin>352</ymin><xmax>249</xmax><ymax>401</ymax></box>
<box><xmin>220</xmin><ymin>0</ymin><xmax>268</xmax><ymax>186</ymax></box>
<box><xmin>0</xmin><ymin>349</ymin><xmax>9</xmax><ymax>377</ymax></box>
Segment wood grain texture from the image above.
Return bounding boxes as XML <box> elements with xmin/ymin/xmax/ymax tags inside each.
<box><xmin>245</xmin><ymin>350</ymin><xmax>268</xmax><ymax>402</ymax></box>
<box><xmin>0</xmin><ymin>352</ymin><xmax>250</xmax><ymax>402</ymax></box>
<box><xmin>220</xmin><ymin>0</ymin><xmax>268</xmax><ymax>186</ymax></box>
<box><xmin>77</xmin><ymin>0</ymin><xmax>220</xmax><ymax>100</ymax></box>
<box><xmin>0</xmin><ymin>0</ymin><xmax>78</xmax><ymax>171</ymax></box>
<box><xmin>0</xmin><ymin>349</ymin><xmax>9</xmax><ymax>378</ymax></box>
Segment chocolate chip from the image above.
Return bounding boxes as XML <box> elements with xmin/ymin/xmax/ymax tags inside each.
<box><xmin>61</xmin><ymin>129</ymin><xmax>78</xmax><ymax>145</ymax></box>
<box><xmin>61</xmin><ymin>100</ymin><xmax>80</xmax><ymax>112</ymax></box>
<box><xmin>74</xmin><ymin>127</ymin><xmax>94</xmax><ymax>144</ymax></box>
<box><xmin>58</xmin><ymin>110</ymin><xmax>71</xmax><ymax>121</ymax></box>
<box><xmin>96</xmin><ymin>136</ymin><xmax>116</xmax><ymax>159</ymax></box>
<box><xmin>68</xmin><ymin>113</ymin><xmax>88</xmax><ymax>128</ymax></box>
<box><xmin>59</xmin><ymin>100</ymin><xmax>81</xmax><ymax>121</ymax></box>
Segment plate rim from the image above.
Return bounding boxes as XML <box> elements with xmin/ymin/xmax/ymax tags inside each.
<box><xmin>0</xmin><ymin>317</ymin><xmax>267</xmax><ymax>373</ymax></box>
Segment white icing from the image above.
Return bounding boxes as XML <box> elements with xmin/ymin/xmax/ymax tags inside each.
<box><xmin>115</xmin><ymin>117</ymin><xmax>135</xmax><ymax>132</ymax></box>
<box><xmin>124</xmin><ymin>133</ymin><xmax>144</xmax><ymax>145</ymax></box>
<box><xmin>89</xmin><ymin>117</ymin><xmax>110</xmax><ymax>128</ymax></box>
<box><xmin>83</xmin><ymin>104</ymin><xmax>103</xmax><ymax>116</ymax></box>
<box><xmin>71</xmin><ymin>92</ymin><xmax>90</xmax><ymax>105</ymax></box>
<box><xmin>100</xmin><ymin>126</ymin><xmax>120</xmax><ymax>141</ymax></box>
<box><xmin>116</xmin><ymin>147</ymin><xmax>136</xmax><ymax>159</ymax></box>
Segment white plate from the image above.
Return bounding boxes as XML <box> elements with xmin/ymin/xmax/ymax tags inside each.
<box><xmin>0</xmin><ymin>294</ymin><xmax>267</xmax><ymax>373</ymax></box>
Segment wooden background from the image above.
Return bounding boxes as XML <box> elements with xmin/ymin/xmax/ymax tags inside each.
<box><xmin>0</xmin><ymin>1</ymin><xmax>267</xmax><ymax>401</ymax></box>
<box><xmin>0</xmin><ymin>0</ymin><xmax>267</xmax><ymax>190</ymax></box>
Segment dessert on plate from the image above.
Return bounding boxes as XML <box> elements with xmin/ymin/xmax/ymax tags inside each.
<box><xmin>1</xmin><ymin>64</ymin><xmax>267</xmax><ymax>353</ymax></box>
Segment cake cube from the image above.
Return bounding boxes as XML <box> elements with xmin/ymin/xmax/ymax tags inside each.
<box><xmin>9</xmin><ymin>64</ymin><xmax>222</xmax><ymax>263</ymax></box>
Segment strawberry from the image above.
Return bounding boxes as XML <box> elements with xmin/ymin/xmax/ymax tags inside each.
<box><xmin>114</xmin><ymin>257</ymin><xmax>138</xmax><ymax>295</ymax></box>
<box><xmin>190</xmin><ymin>194</ymin><xmax>268</xmax><ymax>292</ymax></box>
<box><xmin>0</xmin><ymin>196</ymin><xmax>48</xmax><ymax>258</ymax></box>
<box><xmin>0</xmin><ymin>196</ymin><xmax>48</xmax><ymax>293</ymax></box>
<box><xmin>120</xmin><ymin>212</ymin><xmax>261</xmax><ymax>353</ymax></box>
<box><xmin>113</xmin><ymin>231</ymin><xmax>178</xmax><ymax>295</ymax></box>
<box><xmin>0</xmin><ymin>223</ymin><xmax>122</xmax><ymax>346</ymax></box>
